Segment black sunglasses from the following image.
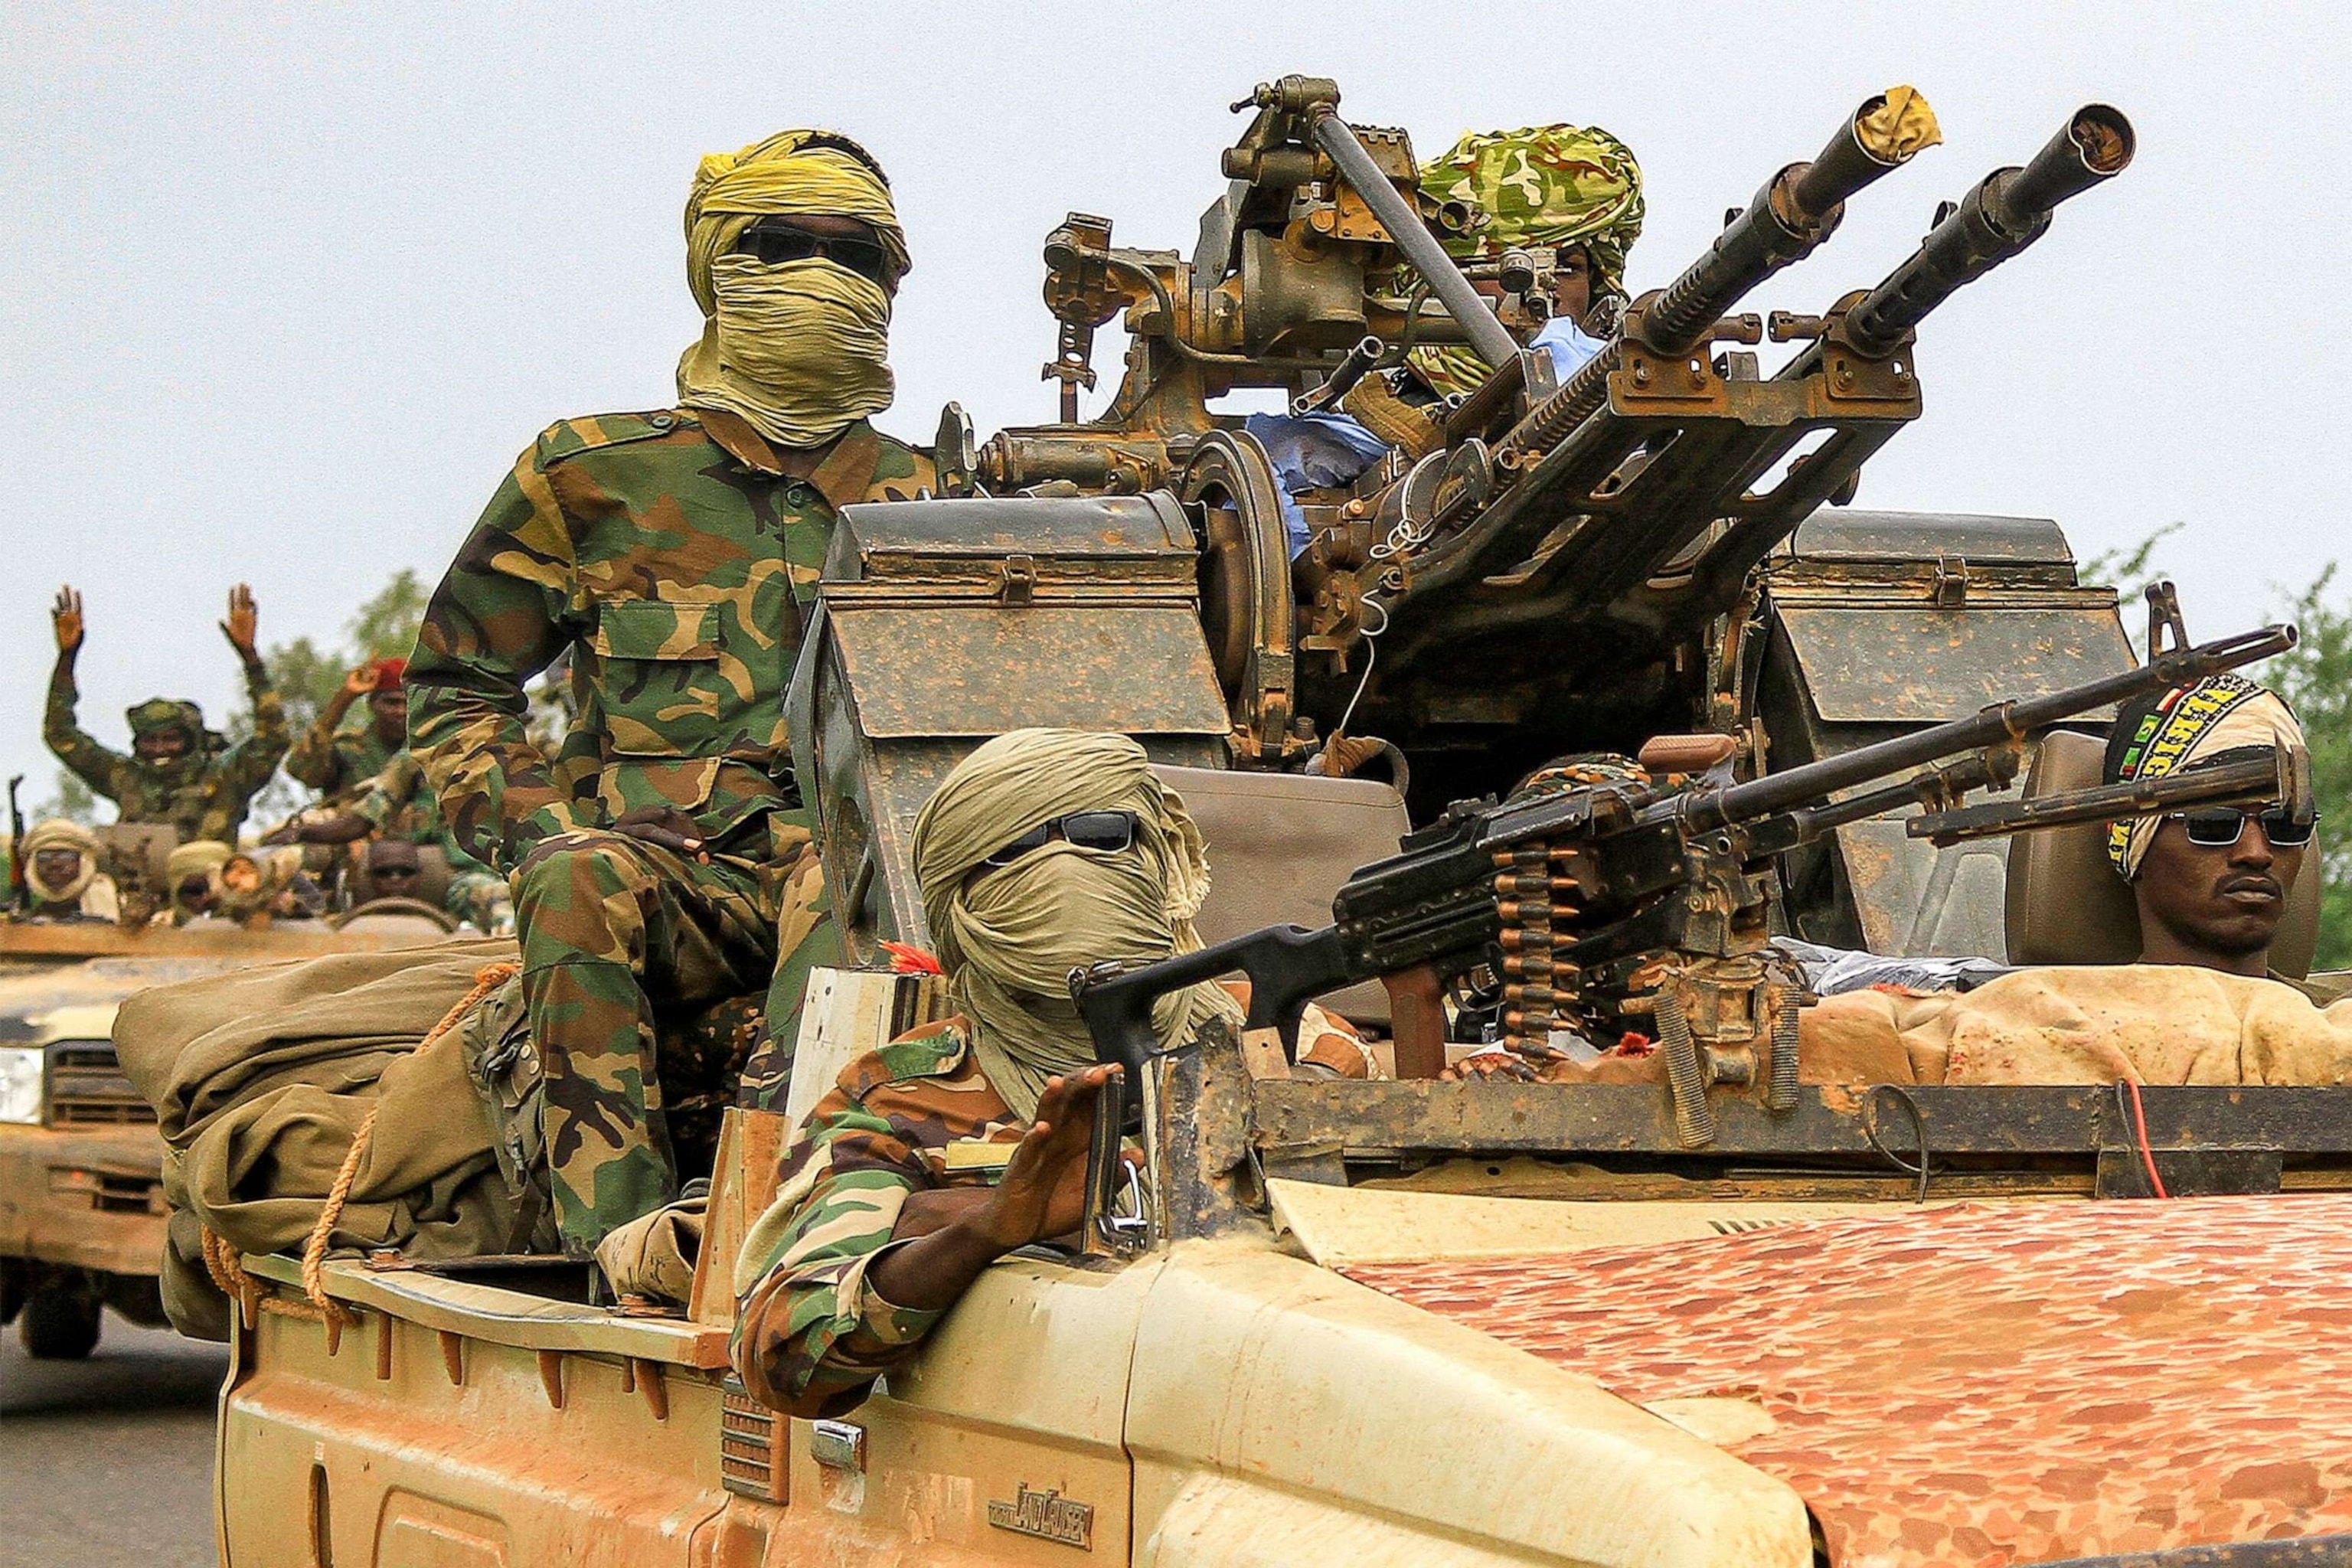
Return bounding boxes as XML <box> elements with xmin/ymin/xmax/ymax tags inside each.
<box><xmin>979</xmin><ymin>810</ymin><xmax>1139</xmax><ymax>869</ymax></box>
<box><xmin>2171</xmin><ymin>806</ymin><xmax>2318</xmax><ymax>849</ymax></box>
<box><xmin>732</xmin><ymin>220</ymin><xmax>893</xmax><ymax>287</ymax></box>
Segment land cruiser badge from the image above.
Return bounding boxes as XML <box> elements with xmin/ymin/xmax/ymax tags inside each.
<box><xmin>988</xmin><ymin>1482</ymin><xmax>1094</xmax><ymax>1549</ymax></box>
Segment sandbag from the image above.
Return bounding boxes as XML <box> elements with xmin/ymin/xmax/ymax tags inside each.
<box><xmin>1799</xmin><ymin>965</ymin><xmax>2352</xmax><ymax>1086</ymax></box>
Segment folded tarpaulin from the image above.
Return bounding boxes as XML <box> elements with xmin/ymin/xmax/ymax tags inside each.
<box><xmin>113</xmin><ymin>938</ymin><xmax>531</xmax><ymax>1338</ymax></box>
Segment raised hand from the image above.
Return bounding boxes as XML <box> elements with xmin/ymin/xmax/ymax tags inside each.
<box><xmin>51</xmin><ymin>586</ymin><xmax>84</xmax><ymax>654</ymax></box>
<box><xmin>972</xmin><ymin>1063</ymin><xmax>1120</xmax><ymax>1250</ymax></box>
<box><xmin>220</xmin><ymin>583</ymin><xmax>260</xmax><ymax>658</ymax></box>
<box><xmin>343</xmin><ymin>663</ymin><xmax>380</xmax><ymax>699</ymax></box>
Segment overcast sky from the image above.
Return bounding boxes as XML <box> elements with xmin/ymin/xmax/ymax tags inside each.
<box><xmin>5</xmin><ymin>2</ymin><xmax>2346</xmax><ymax>807</ymax></box>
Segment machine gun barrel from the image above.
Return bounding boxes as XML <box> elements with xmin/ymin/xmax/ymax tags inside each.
<box><xmin>1312</xmin><ymin>112</ymin><xmax>1521</xmax><ymax>371</ymax></box>
<box><xmin>1839</xmin><ymin>104</ymin><xmax>2133</xmax><ymax>358</ymax></box>
<box><xmin>1295</xmin><ymin>334</ymin><xmax>1386</xmax><ymax>414</ymax></box>
<box><xmin>1500</xmin><ymin>90</ymin><xmax>1933</xmax><ymax>456</ymax></box>
<box><xmin>1684</xmin><ymin>622</ymin><xmax>2291</xmax><ymax>829</ymax></box>
<box><xmin>1908</xmin><ymin>749</ymin><xmax>2298</xmax><ymax>847</ymax></box>
<box><xmin>1642</xmin><ymin>90</ymin><xmax>1926</xmax><ymax>354</ymax></box>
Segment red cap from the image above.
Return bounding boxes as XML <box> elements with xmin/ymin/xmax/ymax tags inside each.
<box><xmin>372</xmin><ymin>658</ymin><xmax>407</xmax><ymax>693</ymax></box>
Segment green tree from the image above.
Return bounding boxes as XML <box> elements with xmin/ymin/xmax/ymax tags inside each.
<box><xmin>2269</xmin><ymin>567</ymin><xmax>2351</xmax><ymax>972</ymax></box>
<box><xmin>230</xmin><ymin>570</ymin><xmax>430</xmax><ymax>827</ymax></box>
<box><xmin>30</xmin><ymin>769</ymin><xmax>100</xmax><ymax>827</ymax></box>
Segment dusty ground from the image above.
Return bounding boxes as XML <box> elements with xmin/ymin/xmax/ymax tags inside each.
<box><xmin>0</xmin><ymin>1312</ymin><xmax>224</xmax><ymax>1568</ymax></box>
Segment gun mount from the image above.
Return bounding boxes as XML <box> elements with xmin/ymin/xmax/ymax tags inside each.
<box><xmin>972</xmin><ymin>80</ymin><xmax>2136</xmax><ymax>802</ymax></box>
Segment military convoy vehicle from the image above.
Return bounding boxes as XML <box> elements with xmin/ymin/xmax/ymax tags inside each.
<box><xmin>1</xmin><ymin>833</ymin><xmax>459</xmax><ymax>1365</ymax></box>
<box><xmin>188</xmin><ymin>78</ymin><xmax>2352</xmax><ymax>1566</ymax></box>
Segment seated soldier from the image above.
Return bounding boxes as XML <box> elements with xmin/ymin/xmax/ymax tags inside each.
<box><xmin>1246</xmin><ymin>123</ymin><xmax>1645</xmax><ymax>561</ymax></box>
<box><xmin>2102</xmin><ymin>672</ymin><xmax>2334</xmax><ymax>1002</ymax></box>
<box><xmin>731</xmin><ymin>728</ymin><xmax>1365</xmax><ymax>1416</ymax></box>
<box><xmin>217</xmin><ymin>846</ymin><xmax>325</xmax><ymax>924</ymax></box>
<box><xmin>266</xmin><ymin>753</ymin><xmax>513</xmax><ymax>932</ymax></box>
<box><xmin>17</xmin><ymin>818</ymin><xmax>119</xmax><ymax>922</ymax></box>
<box><xmin>361</xmin><ymin>838</ymin><xmax>426</xmax><ymax>903</ymax></box>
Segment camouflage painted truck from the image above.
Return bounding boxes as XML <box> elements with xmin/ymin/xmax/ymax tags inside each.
<box><xmin>198</xmin><ymin>81</ymin><xmax>2352</xmax><ymax>1566</ymax></box>
<box><xmin>1</xmin><ymin>835</ymin><xmax>460</xmax><ymax>1365</ymax></box>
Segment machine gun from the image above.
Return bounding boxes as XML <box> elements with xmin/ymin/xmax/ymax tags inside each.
<box><xmin>1073</xmin><ymin>622</ymin><xmax>2297</xmax><ymax>1148</ymax></box>
<box><xmin>975</xmin><ymin>77</ymin><xmax>2137</xmax><ymax>786</ymax></box>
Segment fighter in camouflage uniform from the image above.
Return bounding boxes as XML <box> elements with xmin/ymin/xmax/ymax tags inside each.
<box><xmin>42</xmin><ymin>583</ymin><xmax>289</xmax><ymax>844</ymax></box>
<box><xmin>733</xmin><ymin>730</ymin><xmax>1373</xmax><ymax>1415</ymax></box>
<box><xmin>407</xmin><ymin>129</ymin><xmax>935</xmax><ymax>1256</ymax></box>
<box><xmin>1403</xmin><ymin>122</ymin><xmax>1645</xmax><ymax>400</ymax></box>
<box><xmin>285</xmin><ymin>657</ymin><xmax>410</xmax><ymax>805</ymax></box>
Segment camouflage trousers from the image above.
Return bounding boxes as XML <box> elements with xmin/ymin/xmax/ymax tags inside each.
<box><xmin>512</xmin><ymin>824</ymin><xmax>831</xmax><ymax>1255</ymax></box>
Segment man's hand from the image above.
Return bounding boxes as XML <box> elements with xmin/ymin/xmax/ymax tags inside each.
<box><xmin>342</xmin><ymin>664</ymin><xmax>379</xmax><ymax>700</ymax></box>
<box><xmin>52</xmin><ymin>586</ymin><xmax>84</xmax><ymax>655</ymax></box>
<box><xmin>868</xmin><ymin>1063</ymin><xmax>1122</xmax><ymax>1312</ymax></box>
<box><xmin>969</xmin><ymin>1063</ymin><xmax>1119</xmax><ymax>1251</ymax></box>
<box><xmin>612</xmin><ymin>805</ymin><xmax>707</xmax><ymax>861</ymax></box>
<box><xmin>220</xmin><ymin>583</ymin><xmax>260</xmax><ymax>660</ymax></box>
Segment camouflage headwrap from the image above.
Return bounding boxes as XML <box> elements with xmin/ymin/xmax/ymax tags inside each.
<box><xmin>1420</xmin><ymin>125</ymin><xmax>1645</xmax><ymax>294</ymax></box>
<box><xmin>126</xmin><ymin>697</ymin><xmax>206</xmax><ymax>747</ymax></box>
<box><xmin>676</xmin><ymin>129</ymin><xmax>906</xmax><ymax>449</ymax></box>
<box><xmin>2102</xmin><ymin>674</ymin><xmax>2308</xmax><ymax>879</ymax></box>
<box><xmin>910</xmin><ymin>728</ymin><xmax>1241</xmax><ymax>1122</ymax></box>
<box><xmin>1408</xmin><ymin>125</ymin><xmax>1644</xmax><ymax>399</ymax></box>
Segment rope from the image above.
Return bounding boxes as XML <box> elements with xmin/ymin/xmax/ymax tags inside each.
<box><xmin>2117</xmin><ymin>1077</ymin><xmax>2171</xmax><ymax>1200</ymax></box>
<box><xmin>198</xmin><ymin>961</ymin><xmax>521</xmax><ymax>1340</ymax></box>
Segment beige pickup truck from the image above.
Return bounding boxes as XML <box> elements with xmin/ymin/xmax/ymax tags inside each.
<box><xmin>1</xmin><ymin>916</ymin><xmax>451</xmax><ymax>1364</ymax></box>
<box><xmin>201</xmin><ymin>766</ymin><xmax>2352</xmax><ymax>1566</ymax></box>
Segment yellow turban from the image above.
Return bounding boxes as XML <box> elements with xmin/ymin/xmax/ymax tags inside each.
<box><xmin>2103</xmin><ymin>675</ymin><xmax>2308</xmax><ymax>878</ymax></box>
<box><xmin>675</xmin><ymin>130</ymin><xmax>906</xmax><ymax>449</ymax></box>
<box><xmin>910</xmin><ymin>729</ymin><xmax>1241</xmax><ymax>1121</ymax></box>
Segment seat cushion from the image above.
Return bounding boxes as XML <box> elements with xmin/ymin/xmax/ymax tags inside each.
<box><xmin>1152</xmin><ymin>766</ymin><xmax>1410</xmax><ymax>1024</ymax></box>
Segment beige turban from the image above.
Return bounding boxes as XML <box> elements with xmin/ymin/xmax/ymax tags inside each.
<box><xmin>910</xmin><ymin>728</ymin><xmax>1242</xmax><ymax>1121</ymax></box>
<box><xmin>2105</xmin><ymin>674</ymin><xmax>2308</xmax><ymax>878</ymax></box>
<box><xmin>21</xmin><ymin>818</ymin><xmax>100</xmax><ymax>904</ymax></box>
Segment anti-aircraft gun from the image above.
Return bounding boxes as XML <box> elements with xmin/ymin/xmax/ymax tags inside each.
<box><xmin>972</xmin><ymin>78</ymin><xmax>2135</xmax><ymax>806</ymax></box>
<box><xmin>1074</xmin><ymin>621</ymin><xmax>2302</xmax><ymax>1152</ymax></box>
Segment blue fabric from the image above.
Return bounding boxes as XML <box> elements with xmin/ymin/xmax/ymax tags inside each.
<box><xmin>1246</xmin><ymin>318</ymin><xmax>1605</xmax><ymax>557</ymax></box>
<box><xmin>1242</xmin><ymin>411</ymin><xmax>1392</xmax><ymax>557</ymax></box>
<box><xmin>1530</xmin><ymin>313</ymin><xmax>1606</xmax><ymax>380</ymax></box>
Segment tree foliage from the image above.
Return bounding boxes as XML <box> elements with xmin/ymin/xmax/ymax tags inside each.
<box><xmin>229</xmin><ymin>570</ymin><xmax>430</xmax><ymax>827</ymax></box>
<box><xmin>2269</xmin><ymin>566</ymin><xmax>2351</xmax><ymax>972</ymax></box>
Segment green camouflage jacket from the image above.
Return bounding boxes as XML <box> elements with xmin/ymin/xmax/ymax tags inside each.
<box><xmin>352</xmin><ymin>751</ymin><xmax>489</xmax><ymax>874</ymax></box>
<box><xmin>286</xmin><ymin>713</ymin><xmax>397</xmax><ymax>802</ymax></box>
<box><xmin>407</xmin><ymin>408</ymin><xmax>933</xmax><ymax>874</ymax></box>
<box><xmin>730</xmin><ymin>1015</ymin><xmax>1012</xmax><ymax>1417</ymax></box>
<box><xmin>44</xmin><ymin>655</ymin><xmax>289</xmax><ymax>844</ymax></box>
